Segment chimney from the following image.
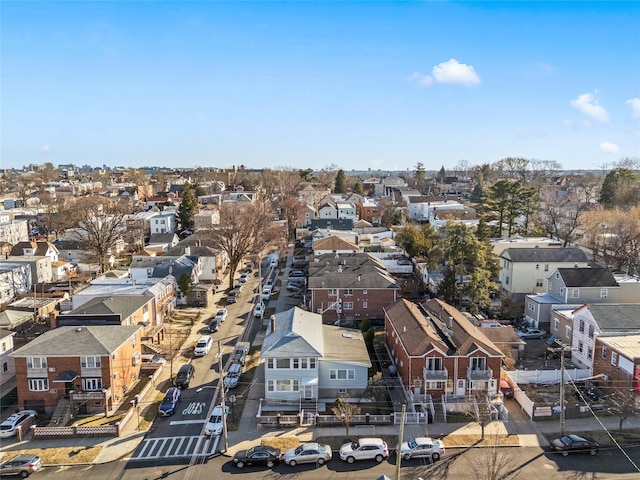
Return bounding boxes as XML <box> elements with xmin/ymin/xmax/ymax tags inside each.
<box><xmin>270</xmin><ymin>315</ymin><xmax>276</xmax><ymax>333</ymax></box>
<box><xmin>357</xmin><ymin>274</ymin><xmax>361</xmax><ymax>282</ymax></box>
<box><xmin>449</xmin><ymin>316</ymin><xmax>453</xmax><ymax>328</ymax></box>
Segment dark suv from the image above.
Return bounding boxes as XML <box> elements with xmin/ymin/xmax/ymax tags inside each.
<box><xmin>174</xmin><ymin>363</ymin><xmax>195</xmax><ymax>389</ymax></box>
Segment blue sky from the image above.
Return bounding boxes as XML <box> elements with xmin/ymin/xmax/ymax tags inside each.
<box><xmin>2</xmin><ymin>1</ymin><xmax>639</xmax><ymax>172</ymax></box>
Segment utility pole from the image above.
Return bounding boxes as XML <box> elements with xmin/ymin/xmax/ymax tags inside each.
<box><xmin>560</xmin><ymin>346</ymin><xmax>566</xmax><ymax>437</ymax></box>
<box><xmin>395</xmin><ymin>403</ymin><xmax>406</xmax><ymax>480</ymax></box>
<box><xmin>218</xmin><ymin>339</ymin><xmax>229</xmax><ymax>452</ymax></box>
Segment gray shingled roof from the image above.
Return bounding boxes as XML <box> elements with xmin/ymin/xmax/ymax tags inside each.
<box><xmin>584</xmin><ymin>304</ymin><xmax>640</xmax><ymax>331</ymax></box>
<box><xmin>503</xmin><ymin>247</ymin><xmax>588</xmax><ymax>263</ymax></box>
<box><xmin>308</xmin><ymin>252</ymin><xmax>399</xmax><ymax>290</ymax></box>
<box><xmin>11</xmin><ymin>325</ymin><xmax>142</xmax><ymax>357</ymax></box>
<box><xmin>261</xmin><ymin>307</ymin><xmax>324</xmax><ymax>358</ymax></box>
<box><xmin>67</xmin><ymin>295</ymin><xmax>151</xmax><ymax>319</ymax></box>
<box><xmin>557</xmin><ymin>268</ymin><xmax>618</xmax><ymax>287</ymax></box>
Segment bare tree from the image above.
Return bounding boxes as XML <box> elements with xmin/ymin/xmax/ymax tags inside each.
<box><xmin>466</xmin><ymin>431</ymin><xmax>518</xmax><ymax>480</ymax></box>
<box><xmin>331</xmin><ymin>395</ymin><xmax>360</xmax><ymax>437</ymax></box>
<box><xmin>65</xmin><ymin>196</ymin><xmax>130</xmax><ymax>272</ymax></box>
<box><xmin>607</xmin><ymin>389</ymin><xmax>638</xmax><ymax>431</ymax></box>
<box><xmin>204</xmin><ymin>201</ymin><xmax>281</xmax><ymax>290</ymax></box>
<box><xmin>465</xmin><ymin>395</ymin><xmax>494</xmax><ymax>441</ymax></box>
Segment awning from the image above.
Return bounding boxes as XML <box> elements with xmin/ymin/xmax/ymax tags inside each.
<box><xmin>53</xmin><ymin>371</ymin><xmax>79</xmax><ymax>382</ymax></box>
<box><xmin>302</xmin><ymin>377</ymin><xmax>318</xmax><ymax>386</ymax></box>
<box><xmin>545</xmin><ymin>335</ymin><xmax>559</xmax><ymax>347</ymax></box>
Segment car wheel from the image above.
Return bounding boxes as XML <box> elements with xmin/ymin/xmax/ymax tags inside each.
<box><xmin>590</xmin><ymin>449</ymin><xmax>597</xmax><ymax>456</ymax></box>
<box><xmin>403</xmin><ymin>453</ymin><xmax>412</xmax><ymax>461</ymax></box>
<box><xmin>432</xmin><ymin>452</ymin><xmax>441</xmax><ymax>461</ymax></box>
<box><xmin>235</xmin><ymin>461</ymin><xmax>244</xmax><ymax>468</ymax></box>
<box><xmin>346</xmin><ymin>456</ymin><xmax>355</xmax><ymax>464</ymax></box>
<box><xmin>317</xmin><ymin>457</ymin><xmax>325</xmax><ymax>466</ymax></box>
<box><xmin>288</xmin><ymin>460</ymin><xmax>297</xmax><ymax>467</ymax></box>
<box><xmin>19</xmin><ymin>472</ymin><xmax>30</xmax><ymax>478</ymax></box>
<box><xmin>562</xmin><ymin>451</ymin><xmax>569</xmax><ymax>457</ymax></box>
<box><xmin>375</xmin><ymin>454</ymin><xmax>384</xmax><ymax>463</ymax></box>
<box><xmin>266</xmin><ymin>460</ymin><xmax>275</xmax><ymax>468</ymax></box>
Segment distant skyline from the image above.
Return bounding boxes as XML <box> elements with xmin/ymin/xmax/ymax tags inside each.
<box><xmin>2</xmin><ymin>1</ymin><xmax>639</xmax><ymax>172</ymax></box>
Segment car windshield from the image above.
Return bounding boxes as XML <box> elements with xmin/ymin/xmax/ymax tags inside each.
<box><xmin>161</xmin><ymin>396</ymin><xmax>174</xmax><ymax>405</ymax></box>
<box><xmin>210</xmin><ymin>414</ymin><xmax>222</xmax><ymax>423</ymax></box>
<box><xmin>318</xmin><ymin>444</ymin><xmax>328</xmax><ymax>452</ymax></box>
<box><xmin>559</xmin><ymin>436</ymin><xmax>573</xmax><ymax>446</ymax></box>
<box><xmin>351</xmin><ymin>441</ymin><xmax>360</xmax><ymax>450</ymax></box>
<box><xmin>197</xmin><ymin>341</ymin><xmax>206</xmax><ymax>347</ymax></box>
<box><xmin>294</xmin><ymin>445</ymin><xmax>304</xmax><ymax>455</ymax></box>
<box><xmin>408</xmin><ymin>439</ymin><xmax>418</xmax><ymax>449</ymax></box>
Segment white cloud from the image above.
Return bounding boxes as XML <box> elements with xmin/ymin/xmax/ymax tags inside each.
<box><xmin>408</xmin><ymin>72</ymin><xmax>433</xmax><ymax>87</ymax></box>
<box><xmin>409</xmin><ymin>58</ymin><xmax>480</xmax><ymax>88</ymax></box>
<box><xmin>627</xmin><ymin>97</ymin><xmax>640</xmax><ymax>118</ymax></box>
<box><xmin>599</xmin><ymin>141</ymin><xmax>619</xmax><ymax>153</ymax></box>
<box><xmin>40</xmin><ymin>144</ymin><xmax>51</xmax><ymax>153</ymax></box>
<box><xmin>570</xmin><ymin>91</ymin><xmax>609</xmax><ymax>122</ymax></box>
<box><xmin>432</xmin><ymin>58</ymin><xmax>481</xmax><ymax>86</ymax></box>
<box><xmin>562</xmin><ymin>119</ymin><xmax>574</xmax><ymax>127</ymax></box>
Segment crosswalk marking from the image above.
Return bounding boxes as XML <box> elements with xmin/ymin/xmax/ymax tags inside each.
<box><xmin>130</xmin><ymin>435</ymin><xmax>220</xmax><ymax>461</ymax></box>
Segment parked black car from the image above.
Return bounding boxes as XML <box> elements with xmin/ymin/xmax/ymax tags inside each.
<box><xmin>233</xmin><ymin>445</ymin><xmax>282</xmax><ymax>468</ymax></box>
<box><xmin>174</xmin><ymin>363</ymin><xmax>195</xmax><ymax>389</ymax></box>
<box><xmin>550</xmin><ymin>434</ymin><xmax>599</xmax><ymax>456</ymax></box>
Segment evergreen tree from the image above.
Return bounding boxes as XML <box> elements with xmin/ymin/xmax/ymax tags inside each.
<box><xmin>353</xmin><ymin>182</ymin><xmax>364</xmax><ymax>195</ymax></box>
<box><xmin>414</xmin><ymin>162</ymin><xmax>426</xmax><ymax>187</ymax></box>
<box><xmin>334</xmin><ymin>169</ymin><xmax>346</xmax><ymax>194</ymax></box>
<box><xmin>177</xmin><ymin>185</ymin><xmax>198</xmax><ymax>230</ymax></box>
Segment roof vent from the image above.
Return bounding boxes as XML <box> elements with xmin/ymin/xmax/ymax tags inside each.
<box><xmin>342</xmin><ymin>333</ymin><xmax>352</xmax><ymax>338</ymax></box>
<box><xmin>76</xmin><ymin>327</ymin><xmax>83</xmax><ymax>332</ymax></box>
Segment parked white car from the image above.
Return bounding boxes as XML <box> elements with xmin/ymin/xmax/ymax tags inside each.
<box><xmin>253</xmin><ymin>302</ymin><xmax>265</xmax><ymax>318</ymax></box>
<box><xmin>339</xmin><ymin>438</ymin><xmax>389</xmax><ymax>463</ymax></box>
<box><xmin>400</xmin><ymin>437</ymin><xmax>445</xmax><ymax>461</ymax></box>
<box><xmin>0</xmin><ymin>410</ymin><xmax>37</xmax><ymax>438</ymax></box>
<box><xmin>193</xmin><ymin>335</ymin><xmax>213</xmax><ymax>356</ymax></box>
<box><xmin>204</xmin><ymin>405</ymin><xmax>225</xmax><ymax>436</ymax></box>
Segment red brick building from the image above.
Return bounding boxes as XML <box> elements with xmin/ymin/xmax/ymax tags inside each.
<box><xmin>308</xmin><ymin>252</ymin><xmax>399</xmax><ymax>324</ymax></box>
<box><xmin>592</xmin><ymin>334</ymin><xmax>640</xmax><ymax>404</ymax></box>
<box><xmin>11</xmin><ymin>325</ymin><xmax>143</xmax><ymax>414</ymax></box>
<box><xmin>385</xmin><ymin>298</ymin><xmax>503</xmax><ymax>399</ymax></box>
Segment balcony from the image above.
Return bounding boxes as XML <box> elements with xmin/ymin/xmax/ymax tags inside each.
<box><xmin>467</xmin><ymin>367</ymin><xmax>493</xmax><ymax>381</ymax></box>
<box><xmin>423</xmin><ymin>367</ymin><xmax>448</xmax><ymax>381</ymax></box>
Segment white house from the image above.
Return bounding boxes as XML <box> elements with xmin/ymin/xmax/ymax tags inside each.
<box><xmin>570</xmin><ymin>304</ymin><xmax>640</xmax><ymax>373</ymax></box>
<box><xmin>0</xmin><ymin>329</ymin><xmax>16</xmax><ymax>388</ymax></box>
<box><xmin>336</xmin><ymin>202</ymin><xmax>357</xmax><ymax>221</ymax></box>
<box><xmin>260</xmin><ymin>307</ymin><xmax>371</xmax><ymax>410</ymax></box>
<box><xmin>499</xmin><ymin>247</ymin><xmax>589</xmax><ymax>294</ymax></box>
<box><xmin>150</xmin><ymin>212</ymin><xmax>177</xmax><ymax>235</ymax></box>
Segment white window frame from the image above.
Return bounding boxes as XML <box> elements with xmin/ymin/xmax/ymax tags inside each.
<box><xmin>601</xmin><ymin>347</ymin><xmax>607</xmax><ymax>360</ymax></box>
<box><xmin>344</xmin><ymin>289</ymin><xmax>353</xmax><ymax>296</ymax></box>
<box><xmin>328</xmin><ymin>289</ymin><xmax>337</xmax><ymax>296</ymax></box>
<box><xmin>611</xmin><ymin>352</ymin><xmax>618</xmax><ymax>366</ymax></box>
<box><xmin>28</xmin><ymin>378</ymin><xmax>49</xmax><ymax>391</ymax></box>
<box><xmin>571</xmin><ymin>289</ymin><xmax>580</xmax><ymax>298</ymax></box>
<box><xmin>554</xmin><ymin>319</ymin><xmax>559</xmax><ymax>332</ymax></box>
<box><xmin>362</xmin><ymin>301</ymin><xmax>368</xmax><ymax>309</ymax></box>
<box><xmin>343</xmin><ymin>302</ymin><xmax>353</xmax><ymax>310</ymax></box>
<box><xmin>27</xmin><ymin>357</ymin><xmax>47</xmax><ymax>369</ymax></box>
<box><xmin>83</xmin><ymin>378</ymin><xmax>102</xmax><ymax>391</ymax></box>
<box><xmin>81</xmin><ymin>356</ymin><xmax>101</xmax><ymax>368</ymax></box>
<box><xmin>600</xmin><ymin>289</ymin><xmax>608</xmax><ymax>298</ymax></box>
<box><xmin>330</xmin><ymin>369</ymin><xmax>355</xmax><ymax>380</ymax></box>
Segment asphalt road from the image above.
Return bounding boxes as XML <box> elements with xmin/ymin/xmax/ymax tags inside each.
<box><xmin>128</xmin><ymin>265</ymin><xmax>265</xmax><ymax>462</ymax></box>
<box><xmin>31</xmin><ymin>445</ymin><xmax>640</xmax><ymax>480</ymax></box>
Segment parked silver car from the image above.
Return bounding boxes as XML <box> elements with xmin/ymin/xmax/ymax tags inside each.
<box><xmin>0</xmin><ymin>453</ymin><xmax>42</xmax><ymax>477</ymax></box>
<box><xmin>400</xmin><ymin>437</ymin><xmax>445</xmax><ymax>461</ymax></box>
<box><xmin>283</xmin><ymin>442</ymin><xmax>332</xmax><ymax>466</ymax></box>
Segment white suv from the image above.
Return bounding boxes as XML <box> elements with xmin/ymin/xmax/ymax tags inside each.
<box><xmin>204</xmin><ymin>405</ymin><xmax>225</xmax><ymax>436</ymax></box>
<box><xmin>339</xmin><ymin>437</ymin><xmax>389</xmax><ymax>463</ymax></box>
<box><xmin>193</xmin><ymin>335</ymin><xmax>213</xmax><ymax>357</ymax></box>
<box><xmin>0</xmin><ymin>410</ymin><xmax>37</xmax><ymax>438</ymax></box>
